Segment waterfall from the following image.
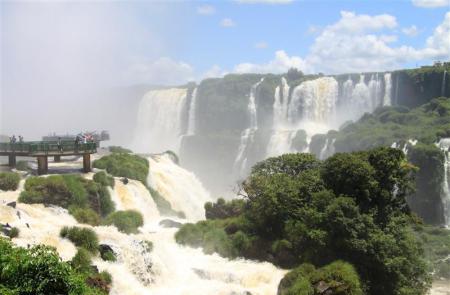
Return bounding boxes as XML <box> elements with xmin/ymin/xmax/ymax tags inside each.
<box><xmin>148</xmin><ymin>154</ymin><xmax>211</xmax><ymax>221</ymax></box>
<box><xmin>0</xmin><ymin>156</ymin><xmax>285</xmax><ymax>294</ymax></box>
<box><xmin>394</xmin><ymin>73</ymin><xmax>400</xmax><ymax>105</ymax></box>
<box><xmin>133</xmin><ymin>88</ymin><xmax>188</xmax><ymax>153</ymax></box>
<box><xmin>383</xmin><ymin>73</ymin><xmax>392</xmax><ymax>106</ymax></box>
<box><xmin>368</xmin><ymin>74</ymin><xmax>382</xmax><ymax>110</ymax></box>
<box><xmin>289</xmin><ymin>77</ymin><xmax>338</xmax><ymax>125</ymax></box>
<box><xmin>319</xmin><ymin>138</ymin><xmax>336</xmax><ymax>160</ymax></box>
<box><xmin>438</xmin><ymin>138</ymin><xmax>450</xmax><ymax>227</ymax></box>
<box><xmin>187</xmin><ymin>88</ymin><xmax>198</xmax><ymax>136</ymax></box>
<box><xmin>233</xmin><ymin>78</ymin><xmax>264</xmax><ymax>176</ymax></box>
<box><xmin>442</xmin><ymin>70</ymin><xmax>447</xmax><ymax>97</ymax></box>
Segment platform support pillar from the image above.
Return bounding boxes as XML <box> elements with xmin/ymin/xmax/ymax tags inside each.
<box><xmin>54</xmin><ymin>155</ymin><xmax>61</xmax><ymax>162</ymax></box>
<box><xmin>8</xmin><ymin>155</ymin><xmax>16</xmax><ymax>167</ymax></box>
<box><xmin>83</xmin><ymin>154</ymin><xmax>91</xmax><ymax>173</ymax></box>
<box><xmin>37</xmin><ymin>156</ymin><xmax>48</xmax><ymax>175</ymax></box>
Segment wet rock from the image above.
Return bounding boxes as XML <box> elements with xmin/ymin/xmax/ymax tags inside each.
<box><xmin>99</xmin><ymin>244</ymin><xmax>116</xmax><ymax>261</ymax></box>
<box><xmin>159</xmin><ymin>219</ymin><xmax>183</xmax><ymax>228</ymax></box>
<box><xmin>192</xmin><ymin>268</ymin><xmax>210</xmax><ymax>280</ymax></box>
<box><xmin>315</xmin><ymin>281</ymin><xmax>332</xmax><ymax>294</ymax></box>
<box><xmin>121</xmin><ymin>177</ymin><xmax>129</xmax><ymax>185</ymax></box>
<box><xmin>6</xmin><ymin>201</ymin><xmax>16</xmax><ymax>209</ymax></box>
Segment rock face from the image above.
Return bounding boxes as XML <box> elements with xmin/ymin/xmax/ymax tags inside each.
<box><xmin>6</xmin><ymin>201</ymin><xmax>16</xmax><ymax>209</ymax></box>
<box><xmin>159</xmin><ymin>219</ymin><xmax>183</xmax><ymax>228</ymax></box>
<box><xmin>99</xmin><ymin>244</ymin><xmax>116</xmax><ymax>261</ymax></box>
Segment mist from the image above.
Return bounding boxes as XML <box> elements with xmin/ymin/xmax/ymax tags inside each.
<box><xmin>0</xmin><ymin>1</ymin><xmax>190</xmax><ymax>144</ymax></box>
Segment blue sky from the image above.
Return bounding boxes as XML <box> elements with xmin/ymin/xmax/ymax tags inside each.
<box><xmin>1</xmin><ymin>0</ymin><xmax>449</xmax><ymax>87</ymax></box>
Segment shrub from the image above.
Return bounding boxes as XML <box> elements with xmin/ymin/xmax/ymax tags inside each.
<box><xmin>93</xmin><ymin>153</ymin><xmax>149</xmax><ymax>184</ymax></box>
<box><xmin>103</xmin><ymin>210</ymin><xmax>144</xmax><ymax>234</ymax></box>
<box><xmin>93</xmin><ymin>171</ymin><xmax>115</xmax><ymax>188</ymax></box>
<box><xmin>108</xmin><ymin>146</ymin><xmax>132</xmax><ymax>154</ymax></box>
<box><xmin>19</xmin><ymin>176</ymin><xmax>72</xmax><ymax>207</ymax></box>
<box><xmin>71</xmin><ymin>248</ymin><xmax>93</xmax><ymax>273</ymax></box>
<box><xmin>8</xmin><ymin>227</ymin><xmax>19</xmax><ymax>239</ymax></box>
<box><xmin>70</xmin><ymin>207</ymin><xmax>101</xmax><ymax>226</ymax></box>
<box><xmin>60</xmin><ymin>226</ymin><xmax>99</xmax><ymax>254</ymax></box>
<box><xmin>0</xmin><ymin>238</ymin><xmax>92</xmax><ymax>294</ymax></box>
<box><xmin>147</xmin><ymin>186</ymin><xmax>184</xmax><ymax>218</ymax></box>
<box><xmin>15</xmin><ymin>161</ymin><xmax>29</xmax><ymax>172</ymax></box>
<box><xmin>0</xmin><ymin>172</ymin><xmax>20</xmax><ymax>191</ymax></box>
<box><xmin>100</xmin><ymin>250</ymin><xmax>116</xmax><ymax>262</ymax></box>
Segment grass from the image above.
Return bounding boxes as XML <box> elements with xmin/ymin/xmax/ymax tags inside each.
<box><xmin>103</xmin><ymin>210</ymin><xmax>144</xmax><ymax>234</ymax></box>
<box><xmin>60</xmin><ymin>226</ymin><xmax>99</xmax><ymax>254</ymax></box>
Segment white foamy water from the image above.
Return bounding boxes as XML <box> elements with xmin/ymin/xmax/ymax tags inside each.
<box><xmin>0</xmin><ymin>156</ymin><xmax>285</xmax><ymax>295</ymax></box>
<box><xmin>438</xmin><ymin>138</ymin><xmax>450</xmax><ymax>227</ymax></box>
<box><xmin>187</xmin><ymin>87</ymin><xmax>198</xmax><ymax>136</ymax></box>
<box><xmin>233</xmin><ymin>78</ymin><xmax>264</xmax><ymax>177</ymax></box>
<box><xmin>133</xmin><ymin>88</ymin><xmax>188</xmax><ymax>153</ymax></box>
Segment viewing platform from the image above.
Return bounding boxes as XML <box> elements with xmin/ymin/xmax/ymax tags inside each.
<box><xmin>0</xmin><ymin>141</ymin><xmax>97</xmax><ymax>175</ymax></box>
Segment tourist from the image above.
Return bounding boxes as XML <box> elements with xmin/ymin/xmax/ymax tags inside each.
<box><xmin>57</xmin><ymin>137</ymin><xmax>63</xmax><ymax>153</ymax></box>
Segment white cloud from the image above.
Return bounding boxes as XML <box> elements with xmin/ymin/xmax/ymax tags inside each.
<box><xmin>307</xmin><ymin>25</ymin><xmax>321</xmax><ymax>35</ymax></box>
<box><xmin>125</xmin><ymin>57</ymin><xmax>195</xmax><ymax>85</ymax></box>
<box><xmin>402</xmin><ymin>25</ymin><xmax>419</xmax><ymax>36</ymax></box>
<box><xmin>306</xmin><ymin>11</ymin><xmax>450</xmax><ymax>73</ymax></box>
<box><xmin>197</xmin><ymin>5</ymin><xmax>215</xmax><ymax>15</ymax></box>
<box><xmin>254</xmin><ymin>41</ymin><xmax>268</xmax><ymax>49</ymax></box>
<box><xmin>412</xmin><ymin>0</ymin><xmax>449</xmax><ymax>8</ymax></box>
<box><xmin>234</xmin><ymin>0</ymin><xmax>293</xmax><ymax>3</ymax></box>
<box><xmin>220</xmin><ymin>18</ymin><xmax>236</xmax><ymax>27</ymax></box>
<box><xmin>234</xmin><ymin>50</ymin><xmax>307</xmax><ymax>73</ymax></box>
<box><xmin>202</xmin><ymin>65</ymin><xmax>228</xmax><ymax>79</ymax></box>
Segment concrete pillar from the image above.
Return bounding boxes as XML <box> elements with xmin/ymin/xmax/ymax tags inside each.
<box><xmin>37</xmin><ymin>156</ymin><xmax>48</xmax><ymax>175</ymax></box>
<box><xmin>83</xmin><ymin>154</ymin><xmax>91</xmax><ymax>173</ymax></box>
<box><xmin>8</xmin><ymin>155</ymin><xmax>16</xmax><ymax>167</ymax></box>
<box><xmin>54</xmin><ymin>155</ymin><xmax>61</xmax><ymax>162</ymax></box>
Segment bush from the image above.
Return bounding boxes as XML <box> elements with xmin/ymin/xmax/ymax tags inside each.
<box><xmin>100</xmin><ymin>250</ymin><xmax>116</xmax><ymax>262</ymax></box>
<box><xmin>147</xmin><ymin>186</ymin><xmax>185</xmax><ymax>218</ymax></box>
<box><xmin>60</xmin><ymin>226</ymin><xmax>99</xmax><ymax>254</ymax></box>
<box><xmin>0</xmin><ymin>172</ymin><xmax>20</xmax><ymax>191</ymax></box>
<box><xmin>108</xmin><ymin>146</ymin><xmax>132</xmax><ymax>154</ymax></box>
<box><xmin>70</xmin><ymin>207</ymin><xmax>101</xmax><ymax>226</ymax></box>
<box><xmin>93</xmin><ymin>153</ymin><xmax>149</xmax><ymax>184</ymax></box>
<box><xmin>19</xmin><ymin>176</ymin><xmax>72</xmax><ymax>207</ymax></box>
<box><xmin>71</xmin><ymin>248</ymin><xmax>93</xmax><ymax>273</ymax></box>
<box><xmin>0</xmin><ymin>238</ymin><xmax>93</xmax><ymax>294</ymax></box>
<box><xmin>93</xmin><ymin>171</ymin><xmax>115</xmax><ymax>188</ymax></box>
<box><xmin>8</xmin><ymin>227</ymin><xmax>19</xmax><ymax>239</ymax></box>
<box><xmin>15</xmin><ymin>160</ymin><xmax>29</xmax><ymax>172</ymax></box>
<box><xmin>103</xmin><ymin>210</ymin><xmax>144</xmax><ymax>234</ymax></box>
<box><xmin>278</xmin><ymin>261</ymin><xmax>363</xmax><ymax>295</ymax></box>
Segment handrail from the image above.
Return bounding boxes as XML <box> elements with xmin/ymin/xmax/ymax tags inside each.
<box><xmin>0</xmin><ymin>141</ymin><xmax>97</xmax><ymax>154</ymax></box>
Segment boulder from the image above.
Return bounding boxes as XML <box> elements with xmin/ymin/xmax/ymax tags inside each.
<box><xmin>159</xmin><ymin>219</ymin><xmax>183</xmax><ymax>228</ymax></box>
<box><xmin>121</xmin><ymin>177</ymin><xmax>129</xmax><ymax>185</ymax></box>
<box><xmin>6</xmin><ymin>201</ymin><xmax>16</xmax><ymax>209</ymax></box>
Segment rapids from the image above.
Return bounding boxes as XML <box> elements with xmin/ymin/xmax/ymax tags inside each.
<box><xmin>0</xmin><ymin>155</ymin><xmax>285</xmax><ymax>295</ymax></box>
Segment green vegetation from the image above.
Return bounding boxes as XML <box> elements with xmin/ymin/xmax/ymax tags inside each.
<box><xmin>93</xmin><ymin>172</ymin><xmax>115</xmax><ymax>188</ymax></box>
<box><xmin>60</xmin><ymin>226</ymin><xmax>99</xmax><ymax>254</ymax></box>
<box><xmin>103</xmin><ymin>210</ymin><xmax>143</xmax><ymax>234</ymax></box>
<box><xmin>147</xmin><ymin>185</ymin><xmax>185</xmax><ymax>218</ymax></box>
<box><xmin>108</xmin><ymin>146</ymin><xmax>132</xmax><ymax>154</ymax></box>
<box><xmin>164</xmin><ymin>150</ymin><xmax>179</xmax><ymax>164</ymax></box>
<box><xmin>278</xmin><ymin>261</ymin><xmax>362</xmax><ymax>295</ymax></box>
<box><xmin>15</xmin><ymin>160</ymin><xmax>30</xmax><ymax>172</ymax></box>
<box><xmin>176</xmin><ymin>149</ymin><xmax>431</xmax><ymax>295</ymax></box>
<box><xmin>414</xmin><ymin>225</ymin><xmax>450</xmax><ymax>279</ymax></box>
<box><xmin>335</xmin><ymin>97</ymin><xmax>450</xmax><ymax>152</ymax></box>
<box><xmin>93</xmin><ymin>153</ymin><xmax>149</xmax><ymax>183</ymax></box>
<box><xmin>0</xmin><ymin>238</ymin><xmax>104</xmax><ymax>294</ymax></box>
<box><xmin>8</xmin><ymin>227</ymin><xmax>19</xmax><ymax>239</ymax></box>
<box><xmin>0</xmin><ymin>172</ymin><xmax>20</xmax><ymax>191</ymax></box>
<box><xmin>18</xmin><ymin>174</ymin><xmax>115</xmax><ymax>225</ymax></box>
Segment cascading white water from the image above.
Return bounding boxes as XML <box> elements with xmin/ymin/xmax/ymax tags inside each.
<box><xmin>442</xmin><ymin>70</ymin><xmax>447</xmax><ymax>97</ymax></box>
<box><xmin>0</xmin><ymin>156</ymin><xmax>285</xmax><ymax>295</ymax></box>
<box><xmin>289</xmin><ymin>77</ymin><xmax>338</xmax><ymax>125</ymax></box>
<box><xmin>148</xmin><ymin>154</ymin><xmax>211</xmax><ymax>221</ymax></box>
<box><xmin>319</xmin><ymin>138</ymin><xmax>336</xmax><ymax>160</ymax></box>
<box><xmin>233</xmin><ymin>78</ymin><xmax>264</xmax><ymax>176</ymax></box>
<box><xmin>368</xmin><ymin>74</ymin><xmax>382</xmax><ymax>110</ymax></box>
<box><xmin>383</xmin><ymin>73</ymin><xmax>392</xmax><ymax>106</ymax></box>
<box><xmin>187</xmin><ymin>88</ymin><xmax>198</xmax><ymax>136</ymax></box>
<box><xmin>133</xmin><ymin>88</ymin><xmax>188</xmax><ymax>153</ymax></box>
<box><xmin>438</xmin><ymin>138</ymin><xmax>450</xmax><ymax>227</ymax></box>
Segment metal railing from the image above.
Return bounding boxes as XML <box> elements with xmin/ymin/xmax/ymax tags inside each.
<box><xmin>0</xmin><ymin>141</ymin><xmax>97</xmax><ymax>155</ymax></box>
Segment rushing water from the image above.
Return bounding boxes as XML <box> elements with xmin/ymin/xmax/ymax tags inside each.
<box><xmin>442</xmin><ymin>70</ymin><xmax>447</xmax><ymax>97</ymax></box>
<box><xmin>187</xmin><ymin>88</ymin><xmax>198</xmax><ymax>136</ymax></box>
<box><xmin>233</xmin><ymin>78</ymin><xmax>264</xmax><ymax>177</ymax></box>
<box><xmin>133</xmin><ymin>88</ymin><xmax>188</xmax><ymax>153</ymax></box>
<box><xmin>438</xmin><ymin>138</ymin><xmax>450</xmax><ymax>227</ymax></box>
<box><xmin>0</xmin><ymin>156</ymin><xmax>285</xmax><ymax>295</ymax></box>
